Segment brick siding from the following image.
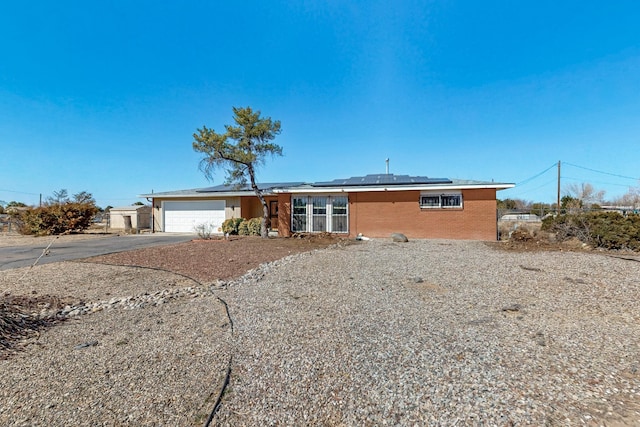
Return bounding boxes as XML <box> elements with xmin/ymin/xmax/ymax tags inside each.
<box><xmin>349</xmin><ymin>189</ymin><xmax>497</xmax><ymax>240</ymax></box>
<box><xmin>277</xmin><ymin>189</ymin><xmax>498</xmax><ymax>240</ymax></box>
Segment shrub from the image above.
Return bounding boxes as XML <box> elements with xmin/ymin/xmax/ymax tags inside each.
<box><xmin>509</xmin><ymin>229</ymin><xmax>533</xmax><ymax>242</ymax></box>
<box><xmin>221</xmin><ymin>218</ymin><xmax>244</xmax><ymax>235</ymax></box>
<box><xmin>228</xmin><ymin>217</ymin><xmax>264</xmax><ymax>236</ymax></box>
<box><xmin>542</xmin><ymin>212</ymin><xmax>640</xmax><ymax>251</ymax></box>
<box><xmin>247</xmin><ymin>217</ymin><xmax>262</xmax><ymax>236</ymax></box>
<box><xmin>15</xmin><ymin>202</ymin><xmax>99</xmax><ymax>236</ymax></box>
<box><xmin>238</xmin><ymin>220</ymin><xmax>250</xmax><ymax>236</ymax></box>
<box><xmin>194</xmin><ymin>222</ymin><xmax>216</xmax><ymax>239</ymax></box>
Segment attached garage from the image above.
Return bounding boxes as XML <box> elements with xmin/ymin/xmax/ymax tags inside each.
<box><xmin>163</xmin><ymin>200</ymin><xmax>226</xmax><ymax>233</ymax></box>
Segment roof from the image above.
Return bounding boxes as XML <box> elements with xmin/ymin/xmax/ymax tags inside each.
<box><xmin>110</xmin><ymin>205</ymin><xmax>151</xmax><ymax>211</ymax></box>
<box><xmin>195</xmin><ymin>182</ymin><xmax>305</xmax><ymax>193</ymax></box>
<box><xmin>313</xmin><ymin>174</ymin><xmax>451</xmax><ymax>187</ymax></box>
<box><xmin>139</xmin><ymin>174</ymin><xmax>514</xmax><ymax>198</ymax></box>
<box><xmin>139</xmin><ymin>182</ymin><xmax>305</xmax><ymax>199</ymax></box>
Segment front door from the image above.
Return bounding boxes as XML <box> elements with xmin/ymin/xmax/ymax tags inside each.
<box><xmin>269</xmin><ymin>200</ymin><xmax>278</xmax><ymax>230</ymax></box>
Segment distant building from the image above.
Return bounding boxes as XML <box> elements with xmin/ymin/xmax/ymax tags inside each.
<box><xmin>109</xmin><ymin>205</ymin><xmax>152</xmax><ymax>230</ymax></box>
<box><xmin>499</xmin><ymin>213</ymin><xmax>541</xmax><ymax>222</ymax></box>
<box><xmin>600</xmin><ymin>205</ymin><xmax>637</xmax><ymax>215</ymax></box>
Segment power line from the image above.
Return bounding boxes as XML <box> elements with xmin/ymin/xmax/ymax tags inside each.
<box><xmin>501</xmin><ymin>178</ymin><xmax>556</xmax><ymax>199</ymax></box>
<box><xmin>563</xmin><ymin>162</ymin><xmax>639</xmax><ymax>181</ymax></box>
<box><xmin>515</xmin><ymin>162</ymin><xmax>557</xmax><ymax>187</ymax></box>
<box><xmin>562</xmin><ymin>176</ymin><xmax>636</xmax><ymax>188</ymax></box>
<box><xmin>0</xmin><ymin>188</ymin><xmax>40</xmax><ymax>196</ymax></box>
<box><xmin>512</xmin><ymin>178</ymin><xmax>557</xmax><ymax>196</ymax></box>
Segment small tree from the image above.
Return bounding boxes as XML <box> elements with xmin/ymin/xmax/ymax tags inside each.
<box><xmin>192</xmin><ymin>106</ymin><xmax>283</xmax><ymax>238</ymax></box>
<box><xmin>561</xmin><ymin>195</ymin><xmax>582</xmax><ymax>213</ymax></box>
<box><xmin>48</xmin><ymin>189</ymin><xmax>69</xmax><ymax>204</ymax></box>
<box><xmin>614</xmin><ymin>181</ymin><xmax>640</xmax><ymax>210</ymax></box>
<box><xmin>73</xmin><ymin>191</ymin><xmax>96</xmax><ymax>205</ymax></box>
<box><xmin>565</xmin><ymin>182</ymin><xmax>605</xmax><ymax>209</ymax></box>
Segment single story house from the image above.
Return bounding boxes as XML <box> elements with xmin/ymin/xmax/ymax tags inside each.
<box><xmin>139</xmin><ymin>174</ymin><xmax>514</xmax><ymax>240</ymax></box>
<box><xmin>109</xmin><ymin>205</ymin><xmax>152</xmax><ymax>230</ymax></box>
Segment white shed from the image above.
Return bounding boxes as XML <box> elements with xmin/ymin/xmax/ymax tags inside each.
<box><xmin>109</xmin><ymin>205</ymin><xmax>152</xmax><ymax>230</ymax></box>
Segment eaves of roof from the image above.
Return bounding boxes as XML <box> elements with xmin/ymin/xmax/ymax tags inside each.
<box><xmin>138</xmin><ymin>182</ymin><xmax>306</xmax><ymax>199</ymax></box>
<box><xmin>139</xmin><ymin>189</ymin><xmax>260</xmax><ymax>199</ymax></box>
<box><xmin>139</xmin><ymin>177</ymin><xmax>515</xmax><ymax>199</ymax></box>
<box><xmin>274</xmin><ymin>180</ymin><xmax>515</xmax><ymax>193</ymax></box>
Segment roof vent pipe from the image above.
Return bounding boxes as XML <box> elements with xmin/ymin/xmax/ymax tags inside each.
<box><xmin>385</xmin><ymin>158</ymin><xmax>389</xmax><ymax>175</ymax></box>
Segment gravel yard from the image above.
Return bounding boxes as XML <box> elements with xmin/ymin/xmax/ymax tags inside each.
<box><xmin>1</xmin><ymin>235</ymin><xmax>639</xmax><ymax>425</ymax></box>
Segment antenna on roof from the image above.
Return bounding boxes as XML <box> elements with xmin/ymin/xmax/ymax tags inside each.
<box><xmin>385</xmin><ymin>158</ymin><xmax>389</xmax><ymax>175</ymax></box>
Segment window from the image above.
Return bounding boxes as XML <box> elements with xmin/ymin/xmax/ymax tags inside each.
<box><xmin>291</xmin><ymin>195</ymin><xmax>348</xmax><ymax>233</ymax></box>
<box><xmin>420</xmin><ymin>195</ymin><xmax>440</xmax><ymax>207</ymax></box>
<box><xmin>441</xmin><ymin>194</ymin><xmax>462</xmax><ymax>207</ymax></box>
<box><xmin>292</xmin><ymin>197</ymin><xmax>307</xmax><ymax>232</ymax></box>
<box><xmin>331</xmin><ymin>196</ymin><xmax>348</xmax><ymax>233</ymax></box>
<box><xmin>420</xmin><ymin>193</ymin><xmax>463</xmax><ymax>209</ymax></box>
<box><xmin>312</xmin><ymin>196</ymin><xmax>327</xmax><ymax>232</ymax></box>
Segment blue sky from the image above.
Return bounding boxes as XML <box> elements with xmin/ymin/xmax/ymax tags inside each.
<box><xmin>1</xmin><ymin>1</ymin><xmax>639</xmax><ymax>208</ymax></box>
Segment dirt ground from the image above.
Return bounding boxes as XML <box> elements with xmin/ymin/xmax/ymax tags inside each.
<box><xmin>0</xmin><ymin>233</ymin><xmax>349</xmax><ymax>357</ymax></box>
<box><xmin>491</xmin><ymin>229</ymin><xmax>640</xmax><ymax>261</ymax></box>
<box><xmin>3</xmin><ymin>230</ymin><xmax>637</xmax><ymax>359</ymax></box>
<box><xmin>84</xmin><ymin>234</ymin><xmax>351</xmax><ymax>283</ymax></box>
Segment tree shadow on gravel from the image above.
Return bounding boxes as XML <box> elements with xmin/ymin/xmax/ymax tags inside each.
<box><xmin>2</xmin><ymin>235</ymin><xmax>353</xmax><ymax>358</ymax></box>
<box><xmin>0</xmin><ymin>294</ymin><xmax>70</xmax><ymax>359</ymax></box>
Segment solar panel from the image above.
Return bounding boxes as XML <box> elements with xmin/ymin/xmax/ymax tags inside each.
<box><xmin>195</xmin><ymin>182</ymin><xmax>305</xmax><ymax>193</ymax></box>
<box><xmin>312</xmin><ymin>174</ymin><xmax>451</xmax><ymax>187</ymax></box>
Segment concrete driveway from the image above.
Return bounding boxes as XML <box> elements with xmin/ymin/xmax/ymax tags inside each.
<box><xmin>0</xmin><ymin>234</ymin><xmax>195</xmax><ymax>270</ymax></box>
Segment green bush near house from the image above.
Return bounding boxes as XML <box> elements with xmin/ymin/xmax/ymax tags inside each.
<box><xmin>542</xmin><ymin>211</ymin><xmax>640</xmax><ymax>251</ymax></box>
<box><xmin>247</xmin><ymin>217</ymin><xmax>262</xmax><ymax>236</ymax></box>
<box><xmin>238</xmin><ymin>220</ymin><xmax>250</xmax><ymax>236</ymax></box>
<box><xmin>223</xmin><ymin>217</ymin><xmax>263</xmax><ymax>237</ymax></box>
<box><xmin>221</xmin><ymin>218</ymin><xmax>244</xmax><ymax>235</ymax></box>
<box><xmin>228</xmin><ymin>217</ymin><xmax>263</xmax><ymax>236</ymax></box>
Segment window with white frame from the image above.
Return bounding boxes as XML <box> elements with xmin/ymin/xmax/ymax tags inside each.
<box><xmin>292</xmin><ymin>197</ymin><xmax>308</xmax><ymax>232</ymax></box>
<box><xmin>420</xmin><ymin>192</ymin><xmax>463</xmax><ymax>209</ymax></box>
<box><xmin>291</xmin><ymin>195</ymin><xmax>349</xmax><ymax>233</ymax></box>
<box><xmin>331</xmin><ymin>196</ymin><xmax>348</xmax><ymax>232</ymax></box>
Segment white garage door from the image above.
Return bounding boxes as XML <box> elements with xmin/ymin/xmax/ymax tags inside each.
<box><xmin>163</xmin><ymin>201</ymin><xmax>226</xmax><ymax>233</ymax></box>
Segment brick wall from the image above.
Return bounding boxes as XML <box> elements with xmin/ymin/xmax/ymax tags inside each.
<box><xmin>349</xmin><ymin>189</ymin><xmax>498</xmax><ymax>240</ymax></box>
<box><xmin>277</xmin><ymin>193</ymin><xmax>292</xmax><ymax>237</ymax></box>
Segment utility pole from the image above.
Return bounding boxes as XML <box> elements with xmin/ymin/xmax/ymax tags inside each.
<box><xmin>556</xmin><ymin>160</ymin><xmax>561</xmax><ymax>214</ymax></box>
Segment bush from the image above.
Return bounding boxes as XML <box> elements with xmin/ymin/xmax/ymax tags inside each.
<box><xmin>234</xmin><ymin>217</ymin><xmax>263</xmax><ymax>236</ymax></box>
<box><xmin>238</xmin><ymin>220</ymin><xmax>250</xmax><ymax>236</ymax></box>
<box><xmin>247</xmin><ymin>217</ymin><xmax>262</xmax><ymax>236</ymax></box>
<box><xmin>542</xmin><ymin>212</ymin><xmax>640</xmax><ymax>251</ymax></box>
<box><xmin>221</xmin><ymin>218</ymin><xmax>244</xmax><ymax>235</ymax></box>
<box><xmin>15</xmin><ymin>202</ymin><xmax>99</xmax><ymax>236</ymax></box>
<box><xmin>509</xmin><ymin>228</ymin><xmax>533</xmax><ymax>242</ymax></box>
<box><xmin>194</xmin><ymin>222</ymin><xmax>216</xmax><ymax>239</ymax></box>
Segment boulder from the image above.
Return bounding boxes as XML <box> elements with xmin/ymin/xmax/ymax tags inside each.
<box><xmin>390</xmin><ymin>233</ymin><xmax>408</xmax><ymax>243</ymax></box>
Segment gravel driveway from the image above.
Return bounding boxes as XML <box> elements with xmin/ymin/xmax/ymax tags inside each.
<box><xmin>1</xmin><ymin>238</ymin><xmax>639</xmax><ymax>425</ymax></box>
<box><xmin>215</xmin><ymin>240</ymin><xmax>640</xmax><ymax>425</ymax></box>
